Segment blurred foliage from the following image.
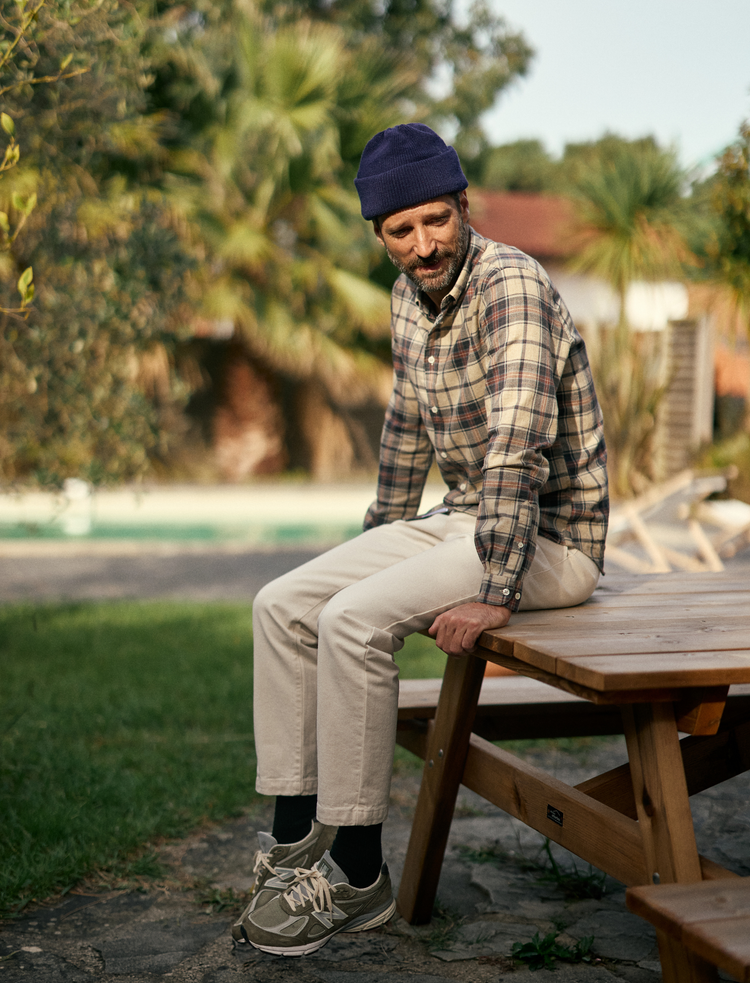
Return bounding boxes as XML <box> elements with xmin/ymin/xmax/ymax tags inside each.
<box><xmin>252</xmin><ymin>0</ymin><xmax>534</xmax><ymax>163</ymax></box>
<box><xmin>565</xmin><ymin>140</ymin><xmax>694</xmax><ymax>497</ymax></box>
<box><xmin>160</xmin><ymin>1</ymin><xmax>407</xmax><ymax>404</ymax></box>
<box><xmin>478</xmin><ymin>138</ymin><xmax>558</xmax><ymax>193</ymax></box>
<box><xmin>1</xmin><ymin>0</ymin><xmax>745</xmax><ymax>491</ymax></box>
<box><xmin>0</xmin><ymin>0</ymin><xmax>532</xmax><ymax>485</ymax></box>
<box><xmin>477</xmin><ymin>128</ymin><xmax>750</xmax><ymax>496</ymax></box>
<box><xmin>705</xmin><ymin>121</ymin><xmax>750</xmax><ymax>337</ymax></box>
<box><xmin>567</xmin><ymin>141</ymin><xmax>693</xmax><ymax>323</ymax></box>
<box><xmin>0</xmin><ymin>0</ymin><xmax>196</xmax><ymax>486</ymax></box>
<box><xmin>478</xmin><ymin>133</ymin><xmax>688</xmax><ymax>196</ymax></box>
<box><xmin>698</xmin><ymin>431</ymin><xmax>750</xmax><ymax>504</ymax></box>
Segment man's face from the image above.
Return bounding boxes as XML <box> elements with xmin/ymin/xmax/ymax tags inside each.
<box><xmin>374</xmin><ymin>192</ymin><xmax>470</xmax><ymax>305</ymax></box>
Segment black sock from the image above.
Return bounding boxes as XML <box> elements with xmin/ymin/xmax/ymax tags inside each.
<box><xmin>330</xmin><ymin>823</ymin><xmax>383</xmax><ymax>888</ymax></box>
<box><xmin>271</xmin><ymin>794</ymin><xmax>317</xmax><ymax>845</ymax></box>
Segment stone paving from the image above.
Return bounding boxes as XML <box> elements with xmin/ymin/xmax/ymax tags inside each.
<box><xmin>3</xmin><ymin>735</ymin><xmax>750</xmax><ymax>983</ymax></box>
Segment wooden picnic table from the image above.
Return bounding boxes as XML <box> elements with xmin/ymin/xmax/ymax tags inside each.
<box><xmin>397</xmin><ymin>569</ymin><xmax>750</xmax><ymax>983</ymax></box>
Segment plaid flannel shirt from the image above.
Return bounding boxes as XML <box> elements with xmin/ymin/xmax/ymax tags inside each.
<box><xmin>363</xmin><ymin>229</ymin><xmax>609</xmax><ymax>611</ymax></box>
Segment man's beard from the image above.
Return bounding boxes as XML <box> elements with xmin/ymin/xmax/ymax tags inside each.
<box><xmin>386</xmin><ymin>218</ymin><xmax>470</xmax><ymax>296</ymax></box>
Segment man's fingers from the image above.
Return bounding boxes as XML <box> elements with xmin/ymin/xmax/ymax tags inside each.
<box><xmin>429</xmin><ymin>603</ymin><xmax>510</xmax><ymax>656</ymax></box>
<box><xmin>431</xmin><ymin>616</ymin><xmax>473</xmax><ymax>656</ymax></box>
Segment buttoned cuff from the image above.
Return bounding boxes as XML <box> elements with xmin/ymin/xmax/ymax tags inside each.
<box><xmin>478</xmin><ymin>580</ymin><xmax>523</xmax><ymax>612</ymax></box>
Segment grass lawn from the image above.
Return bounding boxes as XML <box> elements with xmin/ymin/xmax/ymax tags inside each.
<box><xmin>0</xmin><ymin>601</ymin><xmax>446</xmax><ymax>914</ymax></box>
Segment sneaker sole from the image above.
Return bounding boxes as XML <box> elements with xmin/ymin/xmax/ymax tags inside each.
<box><xmin>249</xmin><ymin>897</ymin><xmax>397</xmax><ymax>957</ymax></box>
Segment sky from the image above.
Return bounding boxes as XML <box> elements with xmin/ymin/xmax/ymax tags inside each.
<box><xmin>474</xmin><ymin>0</ymin><xmax>750</xmax><ymax>172</ymax></box>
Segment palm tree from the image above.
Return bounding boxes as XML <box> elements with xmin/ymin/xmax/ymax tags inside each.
<box><xmin>166</xmin><ymin>2</ymin><xmax>417</xmax><ymax>475</ymax></box>
<box><xmin>568</xmin><ymin>142</ymin><xmax>695</xmax><ymax>496</ymax></box>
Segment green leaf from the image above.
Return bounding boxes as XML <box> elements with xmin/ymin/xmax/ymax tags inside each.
<box><xmin>1</xmin><ymin>113</ymin><xmax>14</xmax><ymax>137</ymax></box>
<box><xmin>17</xmin><ymin>266</ymin><xmax>33</xmax><ymax>300</ymax></box>
<box><xmin>0</xmin><ymin>212</ymin><xmax>9</xmax><ymax>234</ymax></box>
<box><xmin>24</xmin><ymin>193</ymin><xmax>37</xmax><ymax>216</ymax></box>
<box><xmin>60</xmin><ymin>53</ymin><xmax>73</xmax><ymax>70</ymax></box>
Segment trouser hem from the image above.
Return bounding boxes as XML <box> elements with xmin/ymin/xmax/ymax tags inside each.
<box><xmin>256</xmin><ymin>779</ymin><xmax>319</xmax><ymax>796</ymax></box>
<box><xmin>317</xmin><ymin>805</ymin><xmax>389</xmax><ymax>826</ymax></box>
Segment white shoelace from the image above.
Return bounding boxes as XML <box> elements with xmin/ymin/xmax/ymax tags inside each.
<box><xmin>252</xmin><ymin>848</ymin><xmax>276</xmax><ymax>883</ymax></box>
<box><xmin>284</xmin><ymin>867</ymin><xmax>333</xmax><ymax>914</ymax></box>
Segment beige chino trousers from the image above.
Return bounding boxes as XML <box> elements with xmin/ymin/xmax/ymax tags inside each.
<box><xmin>253</xmin><ymin>510</ymin><xmax>599</xmax><ymax>827</ymax></box>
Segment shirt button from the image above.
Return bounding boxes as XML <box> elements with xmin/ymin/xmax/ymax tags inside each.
<box><xmin>502</xmin><ymin>588</ymin><xmax>510</xmax><ymax>596</ymax></box>
<box><xmin>515</xmin><ymin>593</ymin><xmax>521</xmax><ymax>600</ymax></box>
<box><xmin>427</xmin><ymin>355</ymin><xmax>435</xmax><ymax>364</ymax></box>
<box><xmin>459</xmin><ymin>482</ymin><xmax>467</xmax><ymax>491</ymax></box>
<box><xmin>440</xmin><ymin>451</ymin><xmax>448</xmax><ymax>459</ymax></box>
<box><xmin>430</xmin><ymin>406</ymin><xmax>438</xmax><ymax>414</ymax></box>
<box><xmin>517</xmin><ymin>542</ymin><xmax>525</xmax><ymax>550</ymax></box>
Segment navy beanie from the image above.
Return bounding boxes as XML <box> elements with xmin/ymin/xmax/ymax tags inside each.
<box><xmin>354</xmin><ymin>123</ymin><xmax>468</xmax><ymax>221</ymax></box>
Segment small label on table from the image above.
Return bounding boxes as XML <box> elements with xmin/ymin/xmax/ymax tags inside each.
<box><xmin>547</xmin><ymin>805</ymin><xmax>564</xmax><ymax>827</ymax></box>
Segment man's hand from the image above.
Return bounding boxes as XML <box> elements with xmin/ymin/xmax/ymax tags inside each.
<box><xmin>428</xmin><ymin>601</ymin><xmax>512</xmax><ymax>656</ymax></box>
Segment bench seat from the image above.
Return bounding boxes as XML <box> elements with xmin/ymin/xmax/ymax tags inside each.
<box><xmin>397</xmin><ymin>677</ymin><xmax>750</xmax><ymax>746</ymax></box>
<box><xmin>627</xmin><ymin>879</ymin><xmax>750</xmax><ymax>982</ymax></box>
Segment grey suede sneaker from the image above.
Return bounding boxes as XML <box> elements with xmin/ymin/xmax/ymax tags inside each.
<box><xmin>232</xmin><ymin>821</ymin><xmax>337</xmax><ymax>945</ymax></box>
<box><xmin>243</xmin><ymin>850</ymin><xmax>396</xmax><ymax>956</ymax></box>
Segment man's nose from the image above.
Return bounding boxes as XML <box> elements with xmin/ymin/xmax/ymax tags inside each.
<box><xmin>413</xmin><ymin>226</ymin><xmax>437</xmax><ymax>258</ymax></box>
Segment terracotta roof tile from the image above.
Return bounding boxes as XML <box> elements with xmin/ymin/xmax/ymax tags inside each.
<box><xmin>470</xmin><ymin>190</ymin><xmax>578</xmax><ymax>260</ymax></box>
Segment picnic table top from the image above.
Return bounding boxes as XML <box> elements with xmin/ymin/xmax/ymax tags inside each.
<box><xmin>478</xmin><ymin>570</ymin><xmax>750</xmax><ymax>695</ymax></box>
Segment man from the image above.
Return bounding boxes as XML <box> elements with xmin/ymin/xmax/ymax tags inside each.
<box><xmin>234</xmin><ymin>123</ymin><xmax>608</xmax><ymax>956</ymax></box>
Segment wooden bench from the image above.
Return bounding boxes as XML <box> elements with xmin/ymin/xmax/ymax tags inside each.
<box><xmin>397</xmin><ymin>676</ymin><xmax>750</xmax><ymax>756</ymax></box>
<box><xmin>626</xmin><ymin>879</ymin><xmax>750</xmax><ymax>982</ymax></box>
<box><xmin>397</xmin><ymin>674</ymin><xmax>624</xmax><ymax>756</ymax></box>
<box><xmin>396</xmin><ymin>571</ymin><xmax>750</xmax><ymax>982</ymax></box>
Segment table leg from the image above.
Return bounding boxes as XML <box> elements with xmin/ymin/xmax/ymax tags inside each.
<box><xmin>622</xmin><ymin>702</ymin><xmax>716</xmax><ymax>983</ymax></box>
<box><xmin>397</xmin><ymin>652</ymin><xmax>486</xmax><ymax>924</ymax></box>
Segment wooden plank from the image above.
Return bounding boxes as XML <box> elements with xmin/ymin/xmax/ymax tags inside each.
<box><xmin>680</xmin><ymin>719</ymin><xmax>750</xmax><ymax>795</ymax></box>
<box><xmin>398</xmin><ymin>675</ymin><xmax>588</xmax><ymax>718</ymax></box>
<box><xmin>686</xmin><ymin>920</ymin><xmax>750</xmax><ymax>982</ymax></box>
<box><xmin>576</xmin><ymin>761</ymin><xmax>637</xmax><ymax>818</ymax></box>
<box><xmin>548</xmin><ymin>654</ymin><xmax>750</xmax><ymax>692</ymax></box>
<box><xmin>628</xmin><ymin>878</ymin><xmax>750</xmax><ymax>926</ymax></box>
<box><xmin>504</xmin><ymin>600</ymin><xmax>750</xmax><ymax>624</ymax></box>
<box><xmin>400</xmin><ymin>675</ymin><xmax>750</xmax><ymax>721</ymax></box>
<box><xmin>575</xmin><ymin>716</ymin><xmax>750</xmax><ymax>819</ymax></box>
<box><xmin>398</xmin><ymin>676</ymin><xmax>626</xmax><ymax>739</ymax></box>
<box><xmin>499</xmin><ymin>612</ymin><xmax>750</xmax><ymax>643</ymax></box>
<box><xmin>627</xmin><ymin>880</ymin><xmax>750</xmax><ymax>982</ymax></box>
<box><xmin>588</xmin><ymin>591</ymin><xmax>750</xmax><ymax>607</ymax></box>
<box><xmin>701</xmin><ymin>856</ymin><xmax>741</xmax><ymax>881</ymax></box>
<box><xmin>513</xmin><ymin>632</ymin><xmax>750</xmax><ymax>664</ymax></box>
<box><xmin>604</xmin><ymin>576</ymin><xmax>750</xmax><ymax>596</ymax></box>
<box><xmin>674</xmin><ymin>687</ymin><xmax>729</xmax><ymax>736</ymax></box>
<box><xmin>460</xmin><ymin>732</ymin><xmax>647</xmax><ymax>886</ymax></box>
<box><xmin>622</xmin><ymin>702</ymin><xmax>703</xmax><ymax>885</ymax></box>
<box><xmin>398</xmin><ymin>653</ymin><xmax>486</xmax><ymax>925</ymax></box>
<box><xmin>655</xmin><ymin>932</ymin><xmax>719</xmax><ymax>983</ymax></box>
<box><xmin>473</xmin><ymin>646</ymin><xmax>681</xmax><ymax>704</ymax></box>
<box><xmin>623</xmin><ymin>702</ymin><xmax>709</xmax><ymax>983</ymax></box>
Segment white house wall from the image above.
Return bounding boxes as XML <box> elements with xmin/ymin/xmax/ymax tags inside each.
<box><xmin>546</xmin><ymin>266</ymin><xmax>688</xmax><ymax>332</ymax></box>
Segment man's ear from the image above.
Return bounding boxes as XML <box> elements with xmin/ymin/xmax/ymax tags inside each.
<box><xmin>372</xmin><ymin>220</ymin><xmax>385</xmax><ymax>246</ymax></box>
<box><xmin>459</xmin><ymin>190</ymin><xmax>470</xmax><ymax>223</ymax></box>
